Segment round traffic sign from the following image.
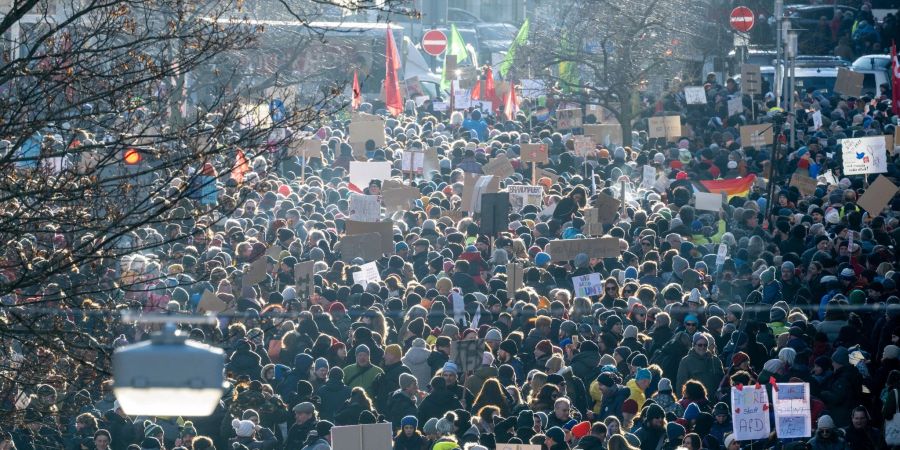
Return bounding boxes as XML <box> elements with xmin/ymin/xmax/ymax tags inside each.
<box><xmin>422</xmin><ymin>30</ymin><xmax>448</xmax><ymax>56</ymax></box>
<box><xmin>730</xmin><ymin>6</ymin><xmax>755</xmax><ymax>33</ymax></box>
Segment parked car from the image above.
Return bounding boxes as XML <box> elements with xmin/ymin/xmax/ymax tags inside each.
<box><xmin>851</xmin><ymin>54</ymin><xmax>891</xmax><ymax>96</ymax></box>
<box><xmin>448</xmin><ymin>8</ymin><xmax>482</xmax><ymax>27</ymax></box>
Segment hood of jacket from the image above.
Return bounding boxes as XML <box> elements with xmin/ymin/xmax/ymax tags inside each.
<box><xmin>403</xmin><ymin>346</ymin><xmax>431</xmax><ymax>364</ymax></box>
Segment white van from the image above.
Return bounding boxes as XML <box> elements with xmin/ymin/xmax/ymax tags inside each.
<box><xmin>851</xmin><ymin>54</ymin><xmax>891</xmax><ymax>97</ymax></box>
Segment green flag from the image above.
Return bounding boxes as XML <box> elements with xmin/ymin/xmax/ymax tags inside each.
<box><xmin>441</xmin><ymin>24</ymin><xmax>468</xmax><ymax>90</ymax></box>
<box><xmin>499</xmin><ymin>19</ymin><xmax>529</xmax><ymax>79</ymax></box>
<box><xmin>558</xmin><ymin>35</ymin><xmax>580</xmax><ymax>93</ymax></box>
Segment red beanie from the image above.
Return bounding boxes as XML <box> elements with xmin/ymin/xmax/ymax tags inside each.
<box><xmin>328</xmin><ymin>302</ymin><xmax>346</xmax><ymax>314</ymax></box>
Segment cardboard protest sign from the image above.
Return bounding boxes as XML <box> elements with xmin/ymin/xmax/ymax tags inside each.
<box><xmin>642</xmin><ymin>165</ymin><xmax>656</xmax><ymax>190</ymax></box>
<box><xmin>812</xmin><ymin>110</ymin><xmax>823</xmax><ymax>131</ymax></box>
<box><xmin>382</xmin><ymin>186</ymin><xmax>420</xmax><ymax>211</ymax></box>
<box><xmin>834</xmin><ymin>68</ymin><xmax>864</xmax><ymax>97</ymax></box>
<box><xmin>773</xmin><ymin>383</ymin><xmax>812</xmax><ymax>439</ymax></box>
<box><xmin>741</xmin><ymin>64</ymin><xmax>761</xmax><ymax>95</ymax></box>
<box><xmin>841</xmin><ymin>136</ymin><xmax>888</xmax><ymax>175</ymax></box>
<box><xmin>452</xmin><ymin>339</ymin><xmax>486</xmax><ymax>375</ymax></box>
<box><xmin>730</xmin><ymin>384</ymin><xmax>771</xmax><ymax>441</ymax></box>
<box><xmin>895</xmin><ymin>127</ymin><xmax>900</xmax><ymax>154</ymax></box>
<box><xmin>348</xmin><ymin>161</ymin><xmax>392</xmax><ymax>189</ymax></box>
<box><xmin>857</xmin><ymin>175</ymin><xmax>899</xmax><ymax>216</ymax></box>
<box><xmin>715</xmin><ymin>243</ymin><xmax>728</xmax><ymax>268</ymax></box>
<box><xmin>401</xmin><ymin>151</ymin><xmax>425</xmax><ymax>174</ymax></box>
<box><xmin>573</xmin><ymin>136</ymin><xmax>595</xmax><ymax>157</ymax></box>
<box><xmin>557</xmin><ymin>108</ymin><xmax>583</xmax><ymax>130</ymax></box>
<box><xmin>352</xmin><ymin>261</ymin><xmax>382</xmax><ymax>286</ymax></box>
<box><xmin>337</xmin><ymin>232</ymin><xmax>384</xmax><ymax>263</ymax></box>
<box><xmin>497</xmin><ymin>445</ymin><xmax>541</xmax><ymax>450</ymax></box>
<box><xmin>572</xmin><ymin>273</ymin><xmax>604</xmax><ymax>297</ymax></box>
<box><xmin>535</xmin><ymin>167</ymin><xmax>561</xmax><ymax>183</ymax></box>
<box><xmin>349</xmin><ymin>115</ymin><xmax>386</xmax><ymax>159</ymax></box>
<box><xmin>381</xmin><ymin>179</ymin><xmax>404</xmax><ymax>191</ymax></box>
<box><xmin>344</xmin><ymin>220</ymin><xmax>395</xmax><ymax>254</ymax></box>
<box><xmin>293</xmin><ymin>261</ymin><xmax>315</xmax><ymax>298</ymax></box>
<box><xmin>648</xmin><ymin>116</ymin><xmax>682</xmax><ymax>140</ymax></box>
<box><xmin>739</xmin><ymin>124</ymin><xmax>774</xmax><ymax>149</ymax></box>
<box><xmin>265</xmin><ymin>246</ymin><xmax>285</xmax><ymax>262</ymax></box>
<box><xmin>349</xmin><ymin>193</ymin><xmax>381</xmax><ymax>222</ymax></box>
<box><xmin>593</xmin><ymin>192</ymin><xmax>620</xmax><ymax>223</ymax></box>
<box><xmin>242</xmin><ymin>257</ymin><xmax>268</xmax><ymax>288</ymax></box>
<box><xmin>683</xmin><ymin>86</ymin><xmax>707</xmax><ymax>105</ymax></box>
<box><xmin>482</xmin><ymin>154</ymin><xmax>515</xmax><ymax>179</ymax></box>
<box><xmin>790</xmin><ymin>172</ymin><xmax>819</xmax><ymax>197</ymax></box>
<box><xmin>508</xmin><ymin>185</ymin><xmax>544</xmax><ymax>211</ymax></box>
<box><xmin>583</xmin><ymin>124</ymin><xmax>623</xmax><ymax>147</ymax></box>
<box><xmin>694</xmin><ymin>192</ymin><xmax>724</xmax><ymax>212</ymax></box>
<box><xmin>331</xmin><ymin>423</ymin><xmax>392</xmax><ymax>450</ymax></box>
<box><xmin>582</xmin><ymin>208</ymin><xmax>603</xmax><ymax>236</ymax></box>
<box><xmin>198</xmin><ymin>290</ymin><xmax>227</xmax><ymax>314</ymax></box>
<box><xmin>506</xmin><ymin>263</ymin><xmax>524</xmax><ymax>293</ymax></box>
<box><xmin>728</xmin><ymin>96</ymin><xmax>743</xmax><ymax>117</ymax></box>
<box><xmin>520</xmin><ymin>144</ymin><xmax>549</xmax><ymax>164</ymax></box>
<box><xmin>423</xmin><ymin>147</ymin><xmax>440</xmax><ymax>174</ymax></box>
<box><xmin>462</xmin><ymin>173</ymin><xmax>499</xmax><ymax>213</ymax></box>
<box><xmin>287</xmin><ymin>138</ymin><xmax>322</xmax><ymax>158</ymax></box>
<box><xmin>545</xmin><ymin>237</ymin><xmax>620</xmax><ymax>261</ymax></box>
<box><xmin>885</xmin><ymin>134</ymin><xmax>895</xmax><ymax>155</ymax></box>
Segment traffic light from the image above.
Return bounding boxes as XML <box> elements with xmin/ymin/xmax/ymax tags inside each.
<box><xmin>123</xmin><ymin>148</ymin><xmax>142</xmax><ymax>165</ymax></box>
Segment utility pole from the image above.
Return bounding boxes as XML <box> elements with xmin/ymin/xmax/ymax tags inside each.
<box><xmin>774</xmin><ymin>0</ymin><xmax>783</xmax><ymax>108</ymax></box>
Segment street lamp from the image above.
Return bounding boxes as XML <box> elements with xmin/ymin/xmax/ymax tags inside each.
<box><xmin>113</xmin><ymin>322</ymin><xmax>226</xmax><ymax>416</ymax></box>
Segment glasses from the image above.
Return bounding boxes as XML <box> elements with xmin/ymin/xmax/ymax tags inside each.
<box><xmin>685</xmin><ymin>322</ymin><xmax>697</xmax><ymax>327</ymax></box>
<box><xmin>695</xmin><ymin>343</ymin><xmax>708</xmax><ymax>348</ymax></box>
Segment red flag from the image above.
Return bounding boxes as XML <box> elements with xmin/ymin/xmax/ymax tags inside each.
<box><xmin>892</xmin><ymin>41</ymin><xmax>900</xmax><ymax>116</ymax></box>
<box><xmin>485</xmin><ymin>67</ymin><xmax>498</xmax><ymax>109</ymax></box>
<box><xmin>504</xmin><ymin>82</ymin><xmax>520</xmax><ymax>120</ymax></box>
<box><xmin>471</xmin><ymin>80</ymin><xmax>481</xmax><ymax>100</ymax></box>
<box><xmin>384</xmin><ymin>27</ymin><xmax>403</xmax><ymax>116</ymax></box>
<box><xmin>232</xmin><ymin>149</ymin><xmax>249</xmax><ymax>184</ymax></box>
<box><xmin>352</xmin><ymin>71</ymin><xmax>362</xmax><ymax>111</ymax></box>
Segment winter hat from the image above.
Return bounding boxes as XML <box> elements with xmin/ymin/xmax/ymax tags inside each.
<box><xmin>657</xmin><ymin>377</ymin><xmax>673</xmax><ymax>392</ymax></box>
<box><xmin>231</xmin><ymin>419</ymin><xmax>256</xmax><ymax>438</ymax></box>
<box><xmin>536</xmin><ymin>339</ymin><xmax>553</xmax><ymax>355</ymax></box>
<box><xmin>482</xmin><ymin>351</ymin><xmax>495</xmax><ymax>366</ymax></box>
<box><xmin>714</xmin><ymin>402</ymin><xmax>729</xmax><ymax>417</ymax></box>
<box><xmin>485</xmin><ymin>328</ymin><xmax>503</xmax><ymax>342</ymax></box>
<box><xmin>763</xmin><ymin>359</ymin><xmax>784</xmax><ymax>374</ymax></box>
<box><xmin>140</xmin><ymin>437</ymin><xmax>161</xmax><ymax>450</ymax></box>
<box><xmin>401</xmin><ymin>416</ymin><xmax>418</xmax><ymax>429</ymax></box>
<box><xmin>635</xmin><ymin>368</ymin><xmax>652</xmax><ymax>382</ymax></box>
<box><xmin>672</xmin><ymin>256</ymin><xmax>689</xmax><ymax>275</ymax></box>
<box><xmin>535</xmin><ymin>252</ymin><xmax>551</xmax><ymax>266</ymax></box>
<box><xmin>884</xmin><ymin>345</ymin><xmax>900</xmax><ymax>360</ymax></box>
<box><xmin>436</xmin><ymin>414</ymin><xmax>455</xmax><ymax>435</ymax></box>
<box><xmin>571</xmin><ymin>421</ymin><xmax>591</xmax><ymax>439</ymax></box>
<box><xmin>423</xmin><ymin>418</ymin><xmax>439</xmax><ymax>435</ymax></box>
<box><xmin>732</xmin><ymin>352</ymin><xmax>750</xmax><ymax>367</ymax></box>
<box><xmin>684</xmin><ymin>402</ymin><xmax>701</xmax><ymax>420</ymax></box>
<box><xmin>517</xmin><ymin>410</ymin><xmax>535</xmax><ymax>429</ymax></box>
<box><xmin>597</xmin><ymin>372</ymin><xmax>617</xmax><ymax>387</ymax></box>
<box><xmin>399</xmin><ymin>372</ymin><xmax>417</xmax><ymax>390</ymax></box>
<box><xmin>442</xmin><ymin>361</ymin><xmax>459</xmax><ymax>374</ymax></box>
<box><xmin>314</xmin><ymin>357</ymin><xmax>329</xmax><ymax>371</ymax></box>
<box><xmin>546</xmin><ymin>426</ymin><xmax>565</xmax><ymax>444</ymax></box>
<box><xmin>832</xmin><ymin>347</ymin><xmax>850</xmax><ymax>366</ymax></box>
<box><xmin>385</xmin><ymin>344</ymin><xmax>402</xmax><ymax>360</ymax></box>
<box><xmin>355</xmin><ymin>344</ymin><xmax>370</xmax><ymax>355</ymax></box>
<box><xmin>667</xmin><ymin>422</ymin><xmax>686</xmax><ymax>441</ymax></box>
<box><xmin>623</xmin><ymin>325</ymin><xmax>639</xmax><ymax>340</ymax></box>
<box><xmin>645</xmin><ymin>403</ymin><xmax>666</xmax><ymax>420</ymax></box>
<box><xmin>778</xmin><ymin>347</ymin><xmax>797</xmax><ymax>365</ymax></box>
<box><xmin>622</xmin><ymin>399</ymin><xmax>639</xmax><ymax>415</ymax></box>
<box><xmin>499</xmin><ymin>339</ymin><xmax>518</xmax><ymax>356</ymax></box>
<box><xmin>144</xmin><ymin>421</ymin><xmax>163</xmax><ymax>438</ymax></box>
<box><xmin>760</xmin><ymin>267</ymin><xmax>776</xmax><ymax>284</ymax></box>
<box><xmin>724</xmin><ymin>434</ymin><xmax>737</xmax><ymax>448</ymax></box>
<box><xmin>849</xmin><ymin>290</ymin><xmax>866</xmax><ymax>305</ymax></box>
<box><xmin>316</xmin><ymin>420</ymin><xmax>333</xmax><ymax>438</ymax></box>
<box><xmin>770</xmin><ymin>307</ymin><xmax>786</xmax><ymax>322</ymax></box>
<box><xmin>818</xmin><ymin>415</ymin><xmax>835</xmax><ymax>429</ymax></box>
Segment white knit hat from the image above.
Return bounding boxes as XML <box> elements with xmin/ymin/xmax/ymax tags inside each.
<box><xmin>232</xmin><ymin>419</ymin><xmax>256</xmax><ymax>437</ymax></box>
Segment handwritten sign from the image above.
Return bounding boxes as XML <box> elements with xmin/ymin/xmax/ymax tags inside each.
<box><xmin>557</xmin><ymin>108</ymin><xmax>583</xmax><ymax>130</ymax></box>
<box><xmin>482</xmin><ymin>154</ymin><xmax>516</xmax><ymax>179</ymax></box>
<box><xmin>740</xmin><ymin>124</ymin><xmax>774</xmax><ymax>149</ymax></box>
<box><xmin>741</xmin><ymin>64</ymin><xmax>761</xmax><ymax>95</ymax></box>
<box><xmin>545</xmin><ymin>237</ymin><xmax>620</xmax><ymax>261</ymax></box>
<box><xmin>731</xmin><ymin>384</ymin><xmax>771</xmax><ymax>441</ymax></box>
<box><xmin>684</xmin><ymin>86</ymin><xmax>707</xmax><ymax>105</ymax></box>
<box><xmin>773</xmin><ymin>382</ymin><xmax>811</xmax><ymax>439</ymax></box>
<box><xmin>728</xmin><ymin>96</ymin><xmax>743</xmax><ymax>117</ymax></box>
<box><xmin>520</xmin><ymin>144</ymin><xmax>549</xmax><ymax>164</ymax></box>
<box><xmin>352</xmin><ymin>261</ymin><xmax>382</xmax><ymax>286</ymax></box>
<box><xmin>572</xmin><ymin>273</ymin><xmax>604</xmax><ymax>297</ymax></box>
<box><xmin>401</xmin><ymin>151</ymin><xmax>425</xmax><ymax>174</ymax></box>
<box><xmin>648</xmin><ymin>116</ymin><xmax>682</xmax><ymax>140</ymax></box>
<box><xmin>841</xmin><ymin>136</ymin><xmax>887</xmax><ymax>175</ymax></box>
<box><xmin>349</xmin><ymin>193</ymin><xmax>381</xmax><ymax>222</ymax></box>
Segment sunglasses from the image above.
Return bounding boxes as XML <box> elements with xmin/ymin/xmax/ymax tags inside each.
<box><xmin>695</xmin><ymin>343</ymin><xmax>708</xmax><ymax>348</ymax></box>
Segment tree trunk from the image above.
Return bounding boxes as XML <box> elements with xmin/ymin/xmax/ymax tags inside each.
<box><xmin>619</xmin><ymin>90</ymin><xmax>634</xmax><ymax>147</ymax></box>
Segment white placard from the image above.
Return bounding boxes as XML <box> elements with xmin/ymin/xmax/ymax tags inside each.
<box><xmin>352</xmin><ymin>261</ymin><xmax>382</xmax><ymax>286</ymax></box>
<box><xmin>349</xmin><ymin>193</ymin><xmax>382</xmax><ymax>222</ymax></box>
<box><xmin>472</xmin><ymin>175</ymin><xmax>495</xmax><ymax>212</ymax></box>
<box><xmin>433</xmin><ymin>102</ymin><xmax>449</xmax><ymax>112</ymax></box>
<box><xmin>812</xmin><ymin>110</ymin><xmax>822</xmax><ymax>130</ymax></box>
<box><xmin>684</xmin><ymin>86</ymin><xmax>707</xmax><ymax>105</ymax></box>
<box><xmin>401</xmin><ymin>151</ymin><xmax>425</xmax><ymax>174</ymax></box>
<box><xmin>841</xmin><ymin>136</ymin><xmax>887</xmax><ymax>175</ymax></box>
<box><xmin>773</xmin><ymin>383</ymin><xmax>811</xmax><ymax>439</ymax></box>
<box><xmin>349</xmin><ymin>161</ymin><xmax>392</xmax><ymax>189</ymax></box>
<box><xmin>508</xmin><ymin>185</ymin><xmax>544</xmax><ymax>211</ymax></box>
<box><xmin>572</xmin><ymin>273</ymin><xmax>604</xmax><ymax>298</ymax></box>
<box><xmin>731</xmin><ymin>384</ymin><xmax>771</xmax><ymax>441</ymax></box>
<box><xmin>641</xmin><ymin>165</ymin><xmax>656</xmax><ymax>189</ymax></box>
<box><xmin>728</xmin><ymin>96</ymin><xmax>743</xmax><ymax>117</ymax></box>
<box><xmin>694</xmin><ymin>192</ymin><xmax>723</xmax><ymax>211</ymax></box>
<box><xmin>715</xmin><ymin>243</ymin><xmax>727</xmax><ymax>268</ymax></box>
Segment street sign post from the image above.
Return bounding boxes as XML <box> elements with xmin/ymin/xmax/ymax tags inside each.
<box><xmin>422</xmin><ymin>29</ymin><xmax>448</xmax><ymax>56</ymax></box>
<box><xmin>730</xmin><ymin>6</ymin><xmax>755</xmax><ymax>33</ymax></box>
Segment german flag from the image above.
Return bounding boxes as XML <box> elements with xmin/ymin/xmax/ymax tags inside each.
<box><xmin>695</xmin><ymin>174</ymin><xmax>756</xmax><ymax>200</ymax></box>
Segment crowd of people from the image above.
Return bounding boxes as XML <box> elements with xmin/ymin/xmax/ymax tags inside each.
<box><xmin>3</xmin><ymin>13</ymin><xmax>900</xmax><ymax>450</ymax></box>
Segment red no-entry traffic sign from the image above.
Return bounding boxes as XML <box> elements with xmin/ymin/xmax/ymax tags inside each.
<box><xmin>730</xmin><ymin>6</ymin><xmax>755</xmax><ymax>33</ymax></box>
<box><xmin>422</xmin><ymin>29</ymin><xmax>448</xmax><ymax>56</ymax></box>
